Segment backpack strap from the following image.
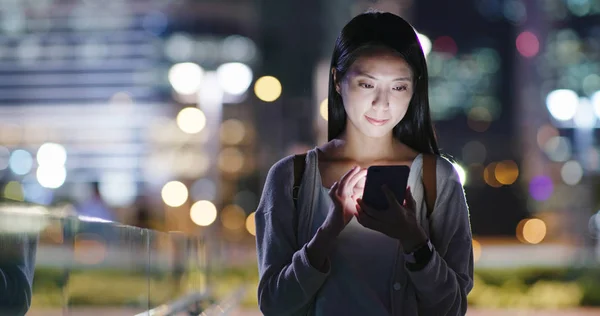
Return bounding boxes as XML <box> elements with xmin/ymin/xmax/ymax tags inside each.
<box><xmin>292</xmin><ymin>153</ymin><xmax>307</xmax><ymax>209</ymax></box>
<box><xmin>422</xmin><ymin>154</ymin><xmax>437</xmax><ymax>218</ymax></box>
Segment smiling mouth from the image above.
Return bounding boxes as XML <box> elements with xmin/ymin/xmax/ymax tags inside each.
<box><xmin>365</xmin><ymin>116</ymin><xmax>390</xmax><ymax>126</ymax></box>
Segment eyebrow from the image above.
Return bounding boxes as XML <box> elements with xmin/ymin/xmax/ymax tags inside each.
<box><xmin>355</xmin><ymin>71</ymin><xmax>412</xmax><ymax>82</ymax></box>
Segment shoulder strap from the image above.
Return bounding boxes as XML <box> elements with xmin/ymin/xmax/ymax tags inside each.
<box><xmin>422</xmin><ymin>154</ymin><xmax>437</xmax><ymax>218</ymax></box>
<box><xmin>292</xmin><ymin>153</ymin><xmax>307</xmax><ymax>209</ymax></box>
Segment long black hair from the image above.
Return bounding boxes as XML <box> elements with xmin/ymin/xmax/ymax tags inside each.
<box><xmin>327</xmin><ymin>11</ymin><xmax>439</xmax><ymax>155</ymax></box>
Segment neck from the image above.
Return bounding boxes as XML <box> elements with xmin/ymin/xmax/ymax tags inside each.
<box><xmin>337</xmin><ymin>125</ymin><xmax>397</xmax><ymax>163</ymax></box>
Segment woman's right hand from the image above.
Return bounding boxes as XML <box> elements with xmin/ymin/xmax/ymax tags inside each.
<box><xmin>322</xmin><ymin>166</ymin><xmax>367</xmax><ymax>237</ymax></box>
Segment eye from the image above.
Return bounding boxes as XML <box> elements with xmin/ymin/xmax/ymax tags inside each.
<box><xmin>359</xmin><ymin>83</ymin><xmax>374</xmax><ymax>89</ymax></box>
<box><xmin>393</xmin><ymin>86</ymin><xmax>408</xmax><ymax>91</ymax></box>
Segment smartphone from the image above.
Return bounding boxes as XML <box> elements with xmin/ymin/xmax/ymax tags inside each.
<box><xmin>362</xmin><ymin>165</ymin><xmax>410</xmax><ymax>210</ymax></box>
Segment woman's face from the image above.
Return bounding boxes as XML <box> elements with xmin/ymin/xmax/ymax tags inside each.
<box><xmin>336</xmin><ymin>50</ymin><xmax>414</xmax><ymax>139</ymax></box>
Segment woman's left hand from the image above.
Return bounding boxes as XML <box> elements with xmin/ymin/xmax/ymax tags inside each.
<box><xmin>356</xmin><ymin>185</ymin><xmax>428</xmax><ymax>253</ymax></box>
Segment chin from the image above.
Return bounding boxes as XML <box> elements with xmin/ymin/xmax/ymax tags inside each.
<box><xmin>359</xmin><ymin>126</ymin><xmax>394</xmax><ymax>138</ymax></box>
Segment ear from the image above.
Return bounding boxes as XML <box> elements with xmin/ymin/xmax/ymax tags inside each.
<box><xmin>331</xmin><ymin>68</ymin><xmax>341</xmax><ymax>94</ymax></box>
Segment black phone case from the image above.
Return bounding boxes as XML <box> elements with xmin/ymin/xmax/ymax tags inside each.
<box><xmin>362</xmin><ymin>165</ymin><xmax>410</xmax><ymax>210</ymax></box>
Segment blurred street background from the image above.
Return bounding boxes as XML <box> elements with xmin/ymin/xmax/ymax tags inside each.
<box><xmin>0</xmin><ymin>0</ymin><xmax>599</xmax><ymax>315</ymax></box>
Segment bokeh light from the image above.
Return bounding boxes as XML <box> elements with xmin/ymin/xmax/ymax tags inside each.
<box><xmin>483</xmin><ymin>162</ymin><xmax>502</xmax><ymax>188</ymax></box>
<box><xmin>561</xmin><ymin>160</ymin><xmax>583</xmax><ymax>185</ymax></box>
<box><xmin>472</xmin><ymin>239</ymin><xmax>482</xmax><ymax>263</ymax></box>
<box><xmin>536</xmin><ymin>124</ymin><xmax>559</xmax><ymax>149</ymax></box>
<box><xmin>190</xmin><ymin>200</ymin><xmax>217</xmax><ymax>227</ymax></box>
<box><xmin>221</xmin><ymin>204</ymin><xmax>246</xmax><ymax>230</ymax></box>
<box><xmin>9</xmin><ymin>149</ymin><xmax>33</xmax><ymax>175</ymax></box>
<box><xmin>517</xmin><ymin>218</ymin><xmax>547</xmax><ymax>244</ymax></box>
<box><xmin>3</xmin><ymin>181</ymin><xmax>24</xmax><ymax>201</ymax></box>
<box><xmin>0</xmin><ymin>146</ymin><xmax>9</xmax><ymax>170</ymax></box>
<box><xmin>543</xmin><ymin>136</ymin><xmax>572</xmax><ymax>162</ymax></box>
<box><xmin>254</xmin><ymin>76</ymin><xmax>282</xmax><ymax>102</ymax></box>
<box><xmin>218</xmin><ymin>147</ymin><xmax>245</xmax><ymax>174</ymax></box>
<box><xmin>168</xmin><ymin>62</ymin><xmax>204</xmax><ymax>95</ymax></box>
<box><xmin>433</xmin><ymin>36</ymin><xmax>457</xmax><ymax>56</ymax></box>
<box><xmin>220</xmin><ymin>119</ymin><xmax>246</xmax><ymax>145</ymax></box>
<box><xmin>36</xmin><ymin>165</ymin><xmax>67</xmax><ymax>189</ymax></box>
<box><xmin>529</xmin><ymin>176</ymin><xmax>553</xmax><ymax>201</ymax></box>
<box><xmin>161</xmin><ymin>181</ymin><xmax>188</xmax><ymax>207</ymax></box>
<box><xmin>319</xmin><ymin>98</ymin><xmax>328</xmax><ymax>121</ymax></box>
<box><xmin>36</xmin><ymin>143</ymin><xmax>67</xmax><ymax>166</ymax></box>
<box><xmin>546</xmin><ymin>89</ymin><xmax>578</xmax><ymax>121</ymax></box>
<box><xmin>216</xmin><ymin>62</ymin><xmax>253</xmax><ymax>95</ymax></box>
<box><xmin>467</xmin><ymin>106</ymin><xmax>493</xmax><ymax>132</ymax></box>
<box><xmin>494</xmin><ymin>160</ymin><xmax>519</xmax><ymax>185</ymax></box>
<box><xmin>516</xmin><ymin>31</ymin><xmax>540</xmax><ymax>58</ymax></box>
<box><xmin>176</xmin><ymin>107</ymin><xmax>207</xmax><ymax>134</ymax></box>
<box><xmin>246</xmin><ymin>212</ymin><xmax>256</xmax><ymax>236</ymax></box>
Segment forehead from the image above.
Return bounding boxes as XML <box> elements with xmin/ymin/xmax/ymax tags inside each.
<box><xmin>348</xmin><ymin>50</ymin><xmax>413</xmax><ymax>78</ymax></box>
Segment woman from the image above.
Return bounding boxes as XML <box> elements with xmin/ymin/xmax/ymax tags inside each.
<box><xmin>255</xmin><ymin>11</ymin><xmax>473</xmax><ymax>316</ymax></box>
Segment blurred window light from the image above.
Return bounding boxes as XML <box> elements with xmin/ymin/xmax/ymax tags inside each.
<box><xmin>452</xmin><ymin>162</ymin><xmax>467</xmax><ymax>186</ymax></box>
<box><xmin>36</xmin><ymin>165</ymin><xmax>66</xmax><ymax>189</ymax></box>
<box><xmin>220</xmin><ymin>119</ymin><xmax>246</xmax><ymax>145</ymax></box>
<box><xmin>220</xmin><ymin>204</ymin><xmax>246</xmax><ymax>230</ymax></box>
<box><xmin>190</xmin><ymin>200</ymin><xmax>217</xmax><ymax>227</ymax></box>
<box><xmin>529</xmin><ymin>175</ymin><xmax>553</xmax><ymax>201</ymax></box>
<box><xmin>574</xmin><ymin>97</ymin><xmax>596</xmax><ymax>128</ymax></box>
<box><xmin>161</xmin><ymin>181</ymin><xmax>188</xmax><ymax>207</ymax></box>
<box><xmin>254</xmin><ymin>76</ymin><xmax>282</xmax><ymax>102</ymax></box>
<box><xmin>36</xmin><ymin>143</ymin><xmax>67</xmax><ymax>167</ymax></box>
<box><xmin>246</xmin><ymin>212</ymin><xmax>256</xmax><ymax>236</ymax></box>
<box><xmin>561</xmin><ymin>160</ymin><xmax>583</xmax><ymax>185</ymax></box>
<box><xmin>416</xmin><ymin>32</ymin><xmax>432</xmax><ymax>57</ymax></box>
<box><xmin>319</xmin><ymin>98</ymin><xmax>328</xmax><ymax>121</ymax></box>
<box><xmin>99</xmin><ymin>173</ymin><xmax>137</xmax><ymax>207</ymax></box>
<box><xmin>3</xmin><ymin>181</ymin><xmax>24</xmax><ymax>201</ymax></box>
<box><xmin>543</xmin><ymin>136</ymin><xmax>572</xmax><ymax>162</ymax></box>
<box><xmin>517</xmin><ymin>218</ymin><xmax>547</xmax><ymax>244</ymax></box>
<box><xmin>0</xmin><ymin>146</ymin><xmax>9</xmax><ymax>170</ymax></box>
<box><xmin>168</xmin><ymin>62</ymin><xmax>204</xmax><ymax>95</ymax></box>
<box><xmin>216</xmin><ymin>62</ymin><xmax>253</xmax><ymax>96</ymax></box>
<box><xmin>516</xmin><ymin>31</ymin><xmax>539</xmax><ymax>57</ymax></box>
<box><xmin>9</xmin><ymin>149</ymin><xmax>33</xmax><ymax>175</ymax></box>
<box><xmin>462</xmin><ymin>141</ymin><xmax>487</xmax><ymax>165</ymax></box>
<box><xmin>494</xmin><ymin>160</ymin><xmax>519</xmax><ymax>185</ymax></box>
<box><xmin>176</xmin><ymin>107</ymin><xmax>206</xmax><ymax>134</ymax></box>
<box><xmin>546</xmin><ymin>89</ymin><xmax>579</xmax><ymax>121</ymax></box>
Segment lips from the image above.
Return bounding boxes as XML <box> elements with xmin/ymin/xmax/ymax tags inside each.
<box><xmin>365</xmin><ymin>115</ymin><xmax>390</xmax><ymax>126</ymax></box>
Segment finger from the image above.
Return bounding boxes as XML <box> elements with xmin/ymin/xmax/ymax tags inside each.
<box><xmin>404</xmin><ymin>186</ymin><xmax>416</xmax><ymax>210</ymax></box>
<box><xmin>346</xmin><ymin>169</ymin><xmax>368</xmax><ymax>191</ymax></box>
<box><xmin>357</xmin><ymin>198</ymin><xmax>379</xmax><ymax>218</ymax></box>
<box><xmin>328</xmin><ymin>181</ymin><xmax>339</xmax><ymax>196</ymax></box>
<box><xmin>354</xmin><ymin>176</ymin><xmax>366</xmax><ymax>189</ymax></box>
<box><xmin>338</xmin><ymin>166</ymin><xmax>360</xmax><ymax>195</ymax></box>
<box><xmin>356</xmin><ymin>209</ymin><xmax>384</xmax><ymax>231</ymax></box>
<box><xmin>381</xmin><ymin>185</ymin><xmax>402</xmax><ymax>208</ymax></box>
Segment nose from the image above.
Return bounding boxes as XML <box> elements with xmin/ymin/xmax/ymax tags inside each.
<box><xmin>371</xmin><ymin>88</ymin><xmax>389</xmax><ymax>110</ymax></box>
